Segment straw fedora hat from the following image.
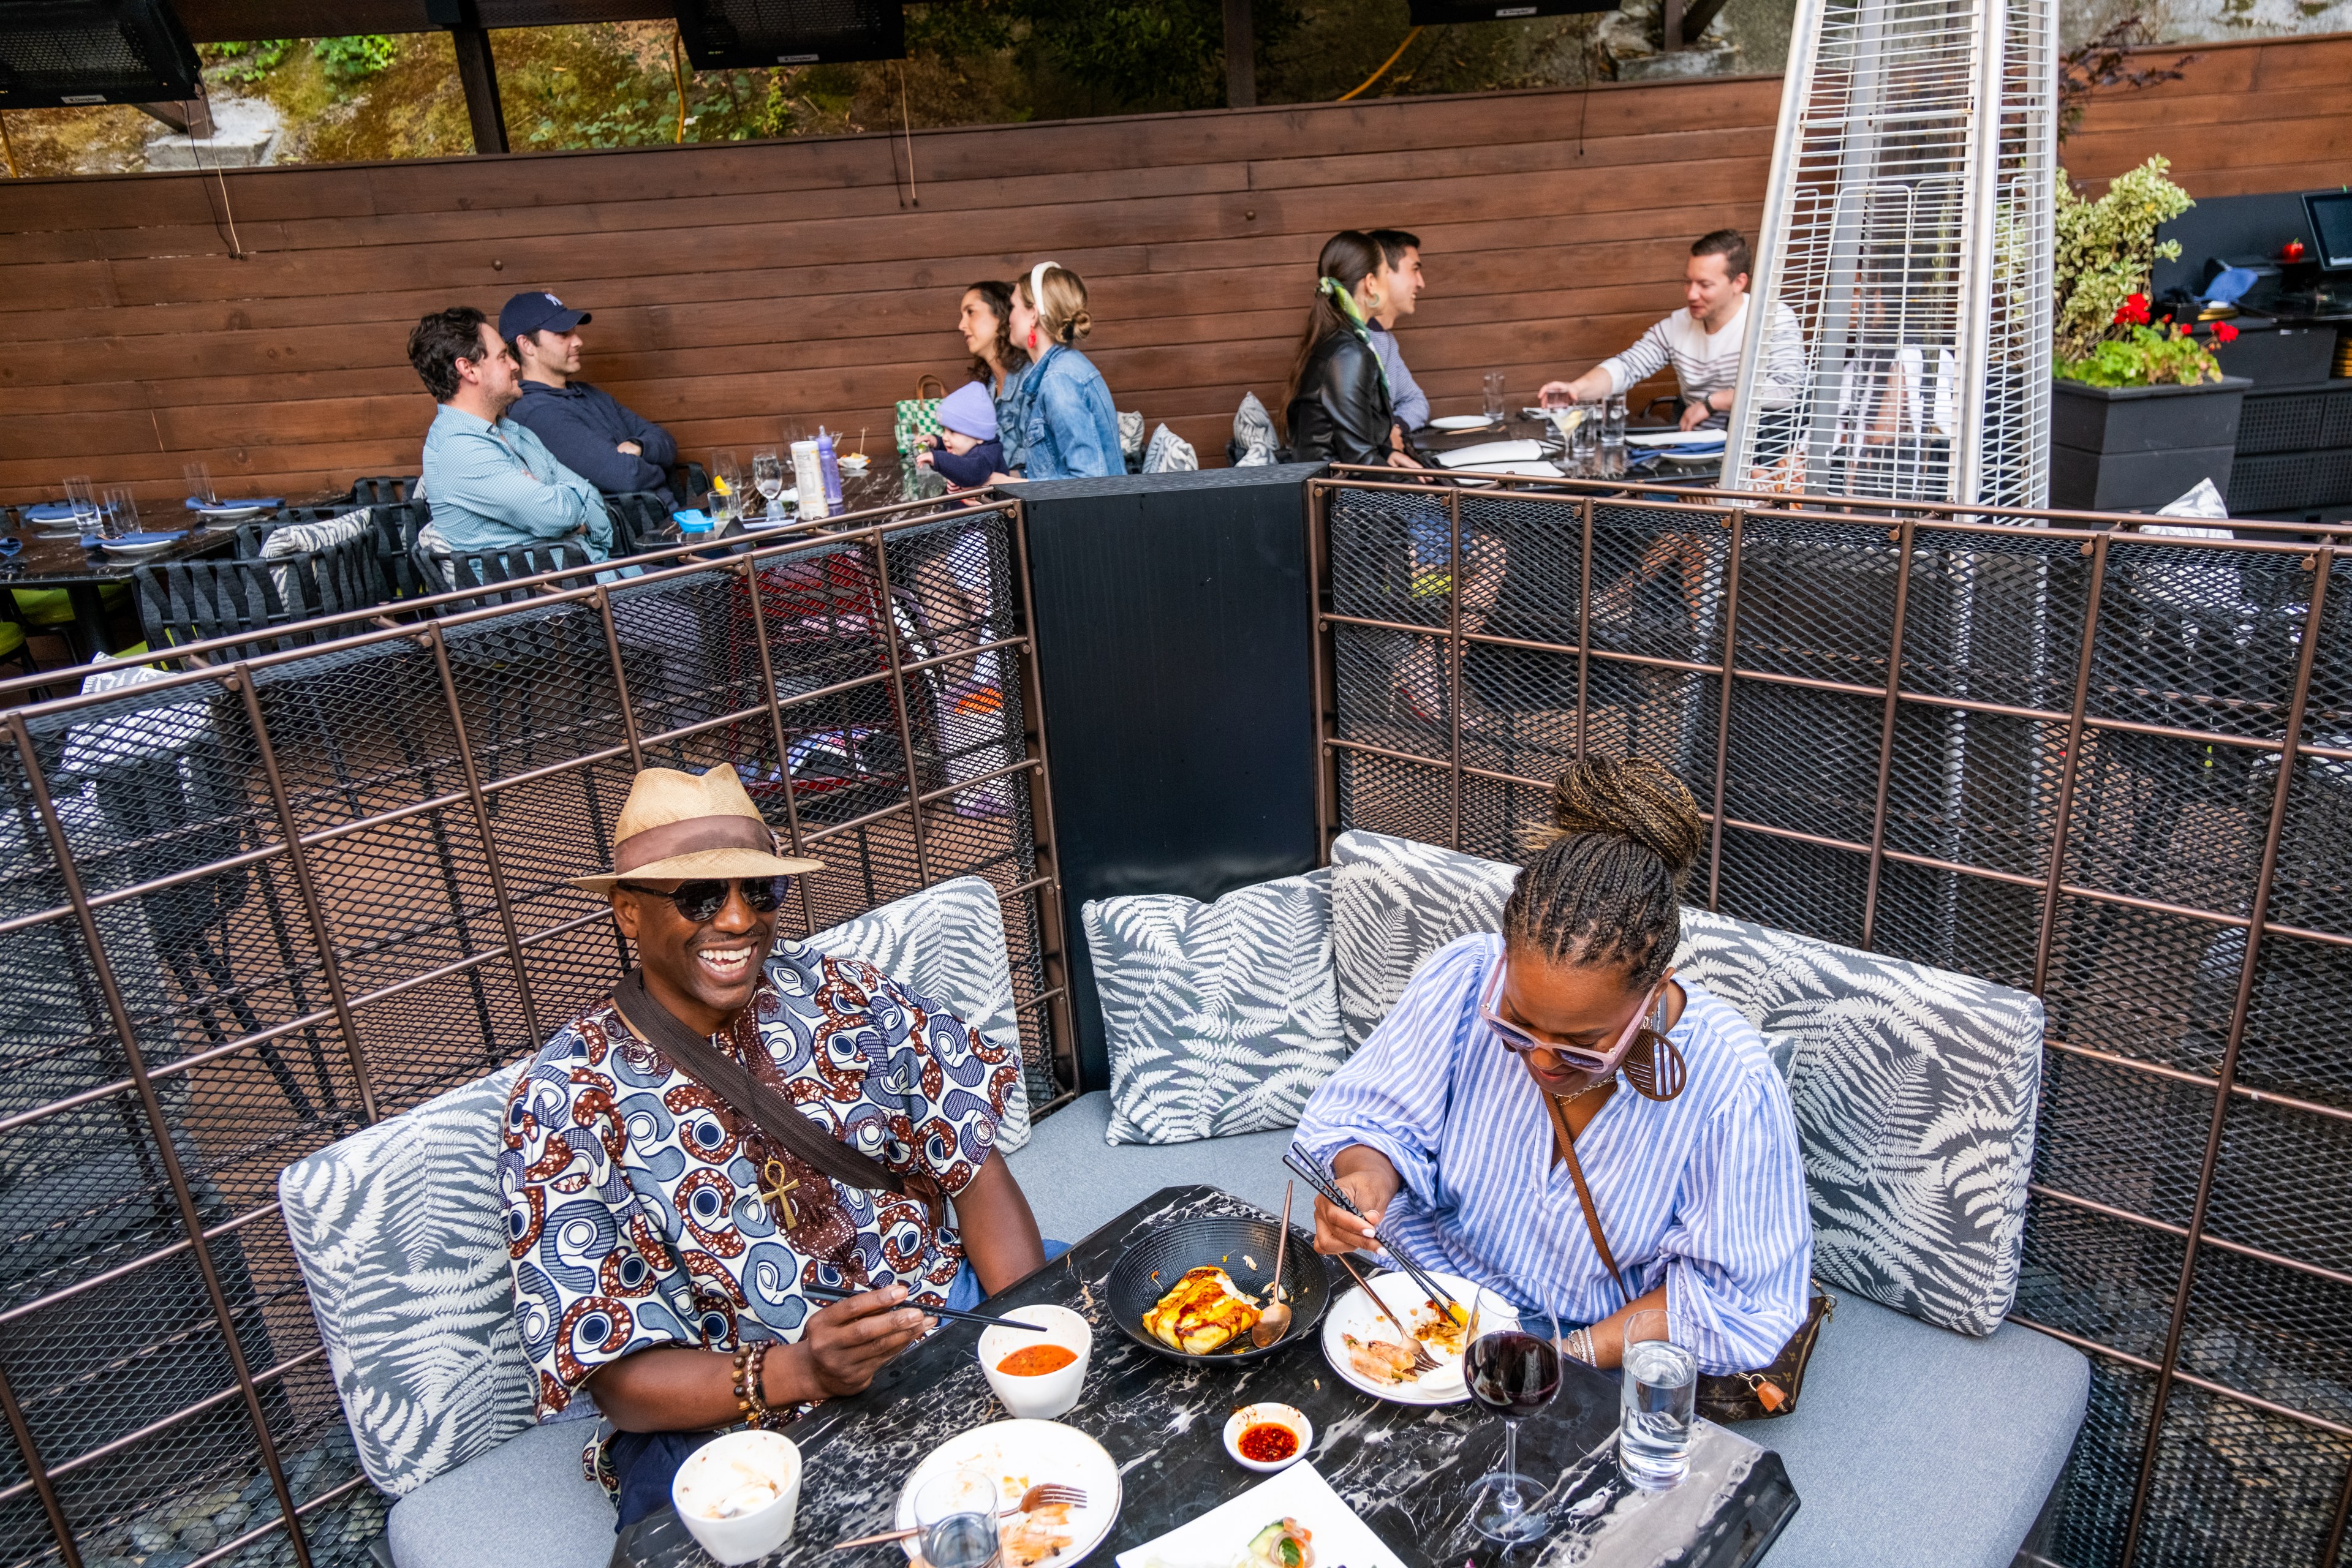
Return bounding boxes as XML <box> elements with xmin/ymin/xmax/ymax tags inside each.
<box><xmin>570</xmin><ymin>766</ymin><xmax>822</xmax><ymax>895</ymax></box>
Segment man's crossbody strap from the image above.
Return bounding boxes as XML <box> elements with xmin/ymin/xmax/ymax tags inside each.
<box><xmin>611</xmin><ymin>968</ymin><xmax>907</xmax><ymax>1197</ymax></box>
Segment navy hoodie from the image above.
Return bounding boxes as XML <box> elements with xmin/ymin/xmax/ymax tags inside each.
<box><xmin>510</xmin><ymin>379</ymin><xmax>678</xmax><ymax>501</ymax></box>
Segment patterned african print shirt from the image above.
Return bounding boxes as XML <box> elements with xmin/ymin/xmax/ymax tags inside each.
<box><xmin>499</xmin><ymin>941</ymin><xmax>1019</xmax><ymax>1420</ymax></box>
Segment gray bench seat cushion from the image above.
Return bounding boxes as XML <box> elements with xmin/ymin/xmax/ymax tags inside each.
<box><xmin>385</xmin><ymin>1417</ymin><xmax>613</xmax><ymax>1568</ymax></box>
<box><xmin>1761</xmin><ymin>1294</ymin><xmax>2088</xmax><ymax>1568</ymax></box>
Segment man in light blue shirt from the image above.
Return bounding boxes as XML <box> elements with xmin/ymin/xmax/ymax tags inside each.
<box><xmin>1367</xmin><ymin>228</ymin><xmax>1431</xmax><ymax>436</ymax></box>
<box><xmin>408</xmin><ymin>305</ymin><xmax>613</xmax><ymax>563</ymax></box>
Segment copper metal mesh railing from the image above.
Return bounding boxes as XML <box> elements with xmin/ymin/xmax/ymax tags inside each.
<box><xmin>0</xmin><ymin>497</ymin><xmax>1072</xmax><ymax>1568</ymax></box>
<box><xmin>1310</xmin><ymin>468</ymin><xmax>2352</xmax><ymax>1568</ymax></box>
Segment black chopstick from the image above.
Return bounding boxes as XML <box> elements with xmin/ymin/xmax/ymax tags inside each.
<box><xmin>1282</xmin><ymin>1148</ymin><xmax>1462</xmax><ymax>1318</ymax></box>
<box><xmin>801</xmin><ymin>1284</ymin><xmax>1049</xmax><ymax>1331</ymax></box>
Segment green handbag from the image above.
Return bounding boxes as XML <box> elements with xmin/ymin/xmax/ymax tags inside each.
<box><xmin>894</xmin><ymin>374</ymin><xmax>948</xmax><ymax>458</ymax></box>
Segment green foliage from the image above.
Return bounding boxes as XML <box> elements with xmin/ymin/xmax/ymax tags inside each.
<box><xmin>2052</xmin><ymin>156</ymin><xmax>2195</xmax><ymax>363</ymax></box>
<box><xmin>316</xmin><ymin>36</ymin><xmax>398</xmax><ymax>83</ymax></box>
<box><xmin>202</xmin><ymin>39</ymin><xmax>292</xmax><ymax>84</ymax></box>
<box><xmin>2056</xmin><ymin>321</ymin><xmax>2223</xmax><ymax>388</ymax></box>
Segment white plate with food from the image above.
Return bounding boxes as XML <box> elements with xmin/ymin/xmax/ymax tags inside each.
<box><xmin>1426</xmin><ymin>414</ymin><xmax>1498</xmax><ymax>432</ymax></box>
<box><xmin>1320</xmin><ymin>1268</ymin><xmax>1489</xmax><ymax>1406</ymax></box>
<box><xmin>1113</xmin><ymin>1461</ymin><xmax>1404</xmax><ymax>1568</ymax></box>
<box><xmin>894</xmin><ymin>1419</ymin><xmax>1121</xmax><ymax>1568</ymax></box>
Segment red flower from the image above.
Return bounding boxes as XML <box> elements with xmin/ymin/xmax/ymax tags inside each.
<box><xmin>2112</xmin><ymin>292</ymin><xmax>2153</xmax><ymax>327</ymax></box>
<box><xmin>2214</xmin><ymin>321</ymin><xmax>2239</xmax><ymax>344</ymax></box>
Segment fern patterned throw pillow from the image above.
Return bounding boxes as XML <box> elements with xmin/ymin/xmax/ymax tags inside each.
<box><xmin>1084</xmin><ymin>870</ymin><xmax>1347</xmax><ymax>1145</ymax></box>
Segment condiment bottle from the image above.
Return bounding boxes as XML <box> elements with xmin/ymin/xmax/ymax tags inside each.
<box><xmin>817</xmin><ymin>428</ymin><xmax>844</xmax><ymax>513</ymax></box>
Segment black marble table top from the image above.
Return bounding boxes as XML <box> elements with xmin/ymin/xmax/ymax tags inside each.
<box><xmin>614</xmin><ymin>1185</ymin><xmax>1796</xmax><ymax>1568</ymax></box>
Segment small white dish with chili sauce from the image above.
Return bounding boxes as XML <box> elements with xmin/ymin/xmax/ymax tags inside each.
<box><xmin>977</xmin><ymin>1303</ymin><xmax>1092</xmax><ymax>1419</ymax></box>
<box><xmin>1223</xmin><ymin>1403</ymin><xmax>1313</xmax><ymax>1474</ymax></box>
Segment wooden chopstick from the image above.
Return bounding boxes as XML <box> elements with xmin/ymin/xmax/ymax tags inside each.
<box><xmin>1282</xmin><ymin>1149</ymin><xmax>1462</xmax><ymax>1319</ymax></box>
<box><xmin>801</xmin><ymin>1284</ymin><xmax>1048</xmax><ymax>1331</ymax></box>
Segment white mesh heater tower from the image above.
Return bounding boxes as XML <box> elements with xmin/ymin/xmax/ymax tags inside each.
<box><xmin>1722</xmin><ymin>0</ymin><xmax>2056</xmax><ymax>507</ymax></box>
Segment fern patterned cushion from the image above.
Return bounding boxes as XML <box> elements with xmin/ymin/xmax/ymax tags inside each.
<box><xmin>1328</xmin><ymin>829</ymin><xmax>2044</xmax><ymax>1338</ymax></box>
<box><xmin>278</xmin><ymin>875</ymin><xmax>1035</xmax><ymax>1497</ymax></box>
<box><xmin>1084</xmin><ymin>869</ymin><xmax>1347</xmax><ymax>1145</ymax></box>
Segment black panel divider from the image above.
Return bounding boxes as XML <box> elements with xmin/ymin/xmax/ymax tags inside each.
<box><xmin>1020</xmin><ymin>466</ymin><xmax>1327</xmax><ymax>1092</ymax></box>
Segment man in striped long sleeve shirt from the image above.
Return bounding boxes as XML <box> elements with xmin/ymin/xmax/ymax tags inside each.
<box><xmin>1541</xmin><ymin>230</ymin><xmax>1804</xmax><ymax>433</ymax></box>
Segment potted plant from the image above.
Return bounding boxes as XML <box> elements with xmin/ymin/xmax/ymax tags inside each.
<box><xmin>2049</xmin><ymin>156</ymin><xmax>2252</xmax><ymax>513</ymax></box>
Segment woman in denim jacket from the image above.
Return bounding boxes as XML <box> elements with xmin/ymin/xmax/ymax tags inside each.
<box><xmin>997</xmin><ymin>262</ymin><xmax>1124</xmax><ymax>480</ymax></box>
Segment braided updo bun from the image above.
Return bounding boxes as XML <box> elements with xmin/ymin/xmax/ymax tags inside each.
<box><xmin>1503</xmin><ymin>757</ymin><xmax>1704</xmax><ymax>987</ymax></box>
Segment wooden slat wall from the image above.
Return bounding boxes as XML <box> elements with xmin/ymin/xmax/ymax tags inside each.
<box><xmin>2</xmin><ymin>31</ymin><xmax>2346</xmax><ymax>505</ymax></box>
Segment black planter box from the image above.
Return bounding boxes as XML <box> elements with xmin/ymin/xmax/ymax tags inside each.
<box><xmin>2050</xmin><ymin>376</ymin><xmax>2252</xmax><ymax>511</ymax></box>
<box><xmin>2207</xmin><ymin>322</ymin><xmax>2339</xmax><ymax>386</ymax></box>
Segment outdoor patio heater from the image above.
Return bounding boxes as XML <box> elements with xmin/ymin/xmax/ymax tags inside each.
<box><xmin>1722</xmin><ymin>0</ymin><xmax>2057</xmax><ymax>510</ymax></box>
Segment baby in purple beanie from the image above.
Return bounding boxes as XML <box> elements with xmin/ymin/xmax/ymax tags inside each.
<box><xmin>928</xmin><ymin>380</ymin><xmax>1005</xmax><ymax>489</ymax></box>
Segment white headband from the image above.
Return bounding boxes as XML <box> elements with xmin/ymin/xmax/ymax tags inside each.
<box><xmin>1029</xmin><ymin>260</ymin><xmax>1059</xmax><ymax>308</ymax></box>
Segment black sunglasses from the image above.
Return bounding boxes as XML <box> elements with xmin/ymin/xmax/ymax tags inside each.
<box><xmin>616</xmin><ymin>877</ymin><xmax>784</xmax><ymax>923</ymax></box>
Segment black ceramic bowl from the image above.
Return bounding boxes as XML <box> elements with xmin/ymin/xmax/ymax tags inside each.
<box><xmin>1106</xmin><ymin>1214</ymin><xmax>1333</xmax><ymax>1366</ymax></box>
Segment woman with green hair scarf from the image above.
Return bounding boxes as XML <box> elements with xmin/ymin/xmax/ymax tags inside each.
<box><xmin>1281</xmin><ymin>231</ymin><xmax>1426</xmax><ymax>469</ymax></box>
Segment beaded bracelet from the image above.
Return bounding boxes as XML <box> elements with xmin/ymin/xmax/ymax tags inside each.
<box><xmin>1566</xmin><ymin>1327</ymin><xmax>1597</xmax><ymax>1365</ymax></box>
<box><xmin>730</xmin><ymin>1341</ymin><xmax>775</xmax><ymax>1430</ymax></box>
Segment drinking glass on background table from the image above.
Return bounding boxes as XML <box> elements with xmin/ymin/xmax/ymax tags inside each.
<box><xmin>915</xmin><ymin>1469</ymin><xmax>1000</xmax><ymax>1568</ymax></box>
<box><xmin>710</xmin><ymin>449</ymin><xmax>743</xmax><ymax>511</ymax></box>
<box><xmin>98</xmin><ymin>486</ymin><xmax>138</xmax><ymax>540</ymax></box>
<box><xmin>1464</xmin><ymin>1283</ymin><xmax>1560</xmax><ymax>1544</ymax></box>
<box><xmin>63</xmin><ymin>475</ymin><xmax>97</xmax><ymax>527</ymax></box>
<box><xmin>1569</xmin><ymin>400</ymin><xmax>1602</xmax><ymax>477</ymax></box>
<box><xmin>1482</xmin><ymin>372</ymin><xmax>1507</xmax><ymax>424</ymax></box>
<box><xmin>1619</xmin><ymin>1308</ymin><xmax>1698</xmax><ymax>1491</ymax></box>
<box><xmin>183</xmin><ymin>461</ymin><xmax>216</xmax><ymax>505</ymax></box>
<box><xmin>752</xmin><ymin>450</ymin><xmax>785</xmax><ymax>519</ymax></box>
<box><xmin>1602</xmin><ymin>394</ymin><xmax>1628</xmax><ymax>478</ymax></box>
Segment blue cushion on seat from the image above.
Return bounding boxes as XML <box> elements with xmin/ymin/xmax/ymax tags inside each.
<box><xmin>385</xmin><ymin>1417</ymin><xmax>613</xmax><ymax>1568</ymax></box>
<box><xmin>1749</xmin><ymin>1296</ymin><xmax>2088</xmax><ymax>1568</ymax></box>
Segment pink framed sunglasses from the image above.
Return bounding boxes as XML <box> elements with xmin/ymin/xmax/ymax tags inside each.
<box><xmin>1477</xmin><ymin>959</ymin><xmax>1667</xmax><ymax>1078</ymax></box>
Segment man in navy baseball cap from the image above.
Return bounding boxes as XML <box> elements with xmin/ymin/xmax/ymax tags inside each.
<box><xmin>500</xmin><ymin>290</ymin><xmax>679</xmax><ymax>503</ymax></box>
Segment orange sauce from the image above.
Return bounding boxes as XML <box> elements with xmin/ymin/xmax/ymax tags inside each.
<box><xmin>1237</xmin><ymin>1423</ymin><xmax>1299</xmax><ymax>1463</ymax></box>
<box><xmin>996</xmin><ymin>1343</ymin><xmax>1078</xmax><ymax>1377</ymax></box>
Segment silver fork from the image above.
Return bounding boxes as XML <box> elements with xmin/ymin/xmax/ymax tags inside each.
<box><xmin>1337</xmin><ymin>1254</ymin><xmax>1442</xmax><ymax>1376</ymax></box>
<box><xmin>831</xmin><ymin>1485</ymin><xmax>1089</xmax><ymax>1550</ymax></box>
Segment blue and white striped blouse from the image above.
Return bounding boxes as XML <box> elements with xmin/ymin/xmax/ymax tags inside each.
<box><xmin>1293</xmin><ymin>933</ymin><xmax>1812</xmax><ymax>1373</ymax></box>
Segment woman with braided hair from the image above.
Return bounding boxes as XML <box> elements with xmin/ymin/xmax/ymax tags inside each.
<box><xmin>1293</xmin><ymin>757</ymin><xmax>1810</xmax><ymax>1373</ymax></box>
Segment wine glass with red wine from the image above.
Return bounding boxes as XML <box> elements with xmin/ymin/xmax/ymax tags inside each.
<box><xmin>1463</xmin><ymin>1282</ymin><xmax>1562</xmax><ymax>1544</ymax></box>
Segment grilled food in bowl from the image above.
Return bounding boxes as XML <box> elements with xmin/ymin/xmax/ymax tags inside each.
<box><xmin>1106</xmin><ymin>1213</ymin><xmax>1331</xmax><ymax>1366</ymax></box>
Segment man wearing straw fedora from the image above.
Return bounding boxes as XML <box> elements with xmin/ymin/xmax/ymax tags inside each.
<box><xmin>499</xmin><ymin>764</ymin><xmax>1050</xmax><ymax>1528</ymax></box>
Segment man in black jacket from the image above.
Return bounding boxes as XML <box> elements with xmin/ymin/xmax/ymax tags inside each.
<box><xmin>500</xmin><ymin>291</ymin><xmax>679</xmax><ymax>503</ymax></box>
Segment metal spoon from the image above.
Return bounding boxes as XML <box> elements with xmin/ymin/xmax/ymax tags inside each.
<box><xmin>1251</xmin><ymin>1181</ymin><xmax>1295</xmax><ymax>1349</ymax></box>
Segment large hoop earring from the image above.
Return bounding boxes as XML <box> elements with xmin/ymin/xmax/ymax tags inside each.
<box><xmin>1623</xmin><ymin>1030</ymin><xmax>1688</xmax><ymax>1101</ymax></box>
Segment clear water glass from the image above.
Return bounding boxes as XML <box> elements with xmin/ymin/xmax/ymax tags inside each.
<box><xmin>1601</xmin><ymin>395</ymin><xmax>1628</xmax><ymax>478</ymax></box>
<box><xmin>915</xmin><ymin>1469</ymin><xmax>999</xmax><ymax>1568</ymax></box>
<box><xmin>1619</xmin><ymin>1308</ymin><xmax>1698</xmax><ymax>1491</ymax></box>
<box><xmin>710</xmin><ymin>449</ymin><xmax>743</xmax><ymax>513</ymax></box>
<box><xmin>99</xmin><ymin>486</ymin><xmax>138</xmax><ymax>540</ymax></box>
<box><xmin>183</xmin><ymin>461</ymin><xmax>216</xmax><ymax>505</ymax></box>
<box><xmin>62</xmin><ymin>475</ymin><xmax>96</xmax><ymax>527</ymax></box>
<box><xmin>1482</xmin><ymin>372</ymin><xmax>1507</xmax><ymax>424</ymax></box>
<box><xmin>1570</xmin><ymin>400</ymin><xmax>1602</xmax><ymax>476</ymax></box>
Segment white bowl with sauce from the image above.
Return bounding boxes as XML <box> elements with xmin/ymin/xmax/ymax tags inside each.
<box><xmin>977</xmin><ymin>1303</ymin><xmax>1092</xmax><ymax>1419</ymax></box>
<box><xmin>671</xmin><ymin>1428</ymin><xmax>802</xmax><ymax>1564</ymax></box>
<box><xmin>1223</xmin><ymin>1402</ymin><xmax>1313</xmax><ymax>1473</ymax></box>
